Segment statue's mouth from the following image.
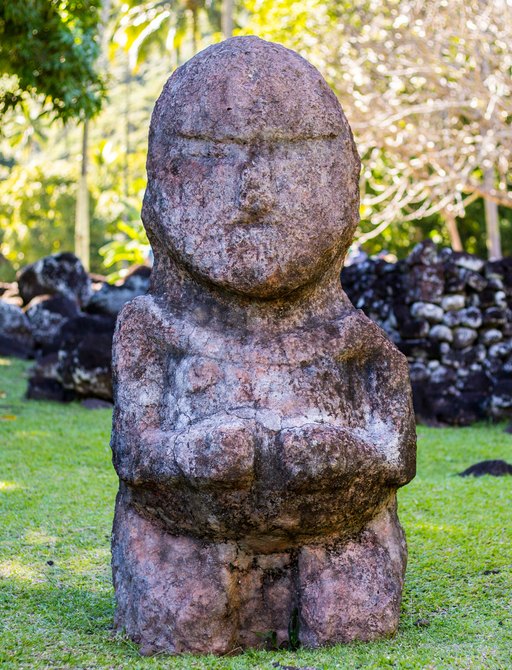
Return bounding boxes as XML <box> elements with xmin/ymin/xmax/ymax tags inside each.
<box><xmin>227</xmin><ymin>213</ymin><xmax>278</xmax><ymax>229</ymax></box>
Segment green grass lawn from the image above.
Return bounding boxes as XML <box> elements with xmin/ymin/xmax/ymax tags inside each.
<box><xmin>0</xmin><ymin>356</ymin><xmax>511</xmax><ymax>669</ymax></box>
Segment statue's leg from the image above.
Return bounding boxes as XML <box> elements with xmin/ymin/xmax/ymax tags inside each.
<box><xmin>236</xmin><ymin>551</ymin><xmax>295</xmax><ymax>650</ymax></box>
<box><xmin>297</xmin><ymin>498</ymin><xmax>407</xmax><ymax>647</ymax></box>
<box><xmin>111</xmin><ymin>488</ymin><xmax>239</xmax><ymax>656</ymax></box>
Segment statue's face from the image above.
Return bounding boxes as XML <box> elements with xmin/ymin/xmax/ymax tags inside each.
<box><xmin>147</xmin><ymin>131</ymin><xmax>357</xmax><ymax>298</ymax></box>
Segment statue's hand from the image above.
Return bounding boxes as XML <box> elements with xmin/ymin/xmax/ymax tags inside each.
<box><xmin>112</xmin><ymin>428</ymin><xmax>180</xmax><ymax>486</ymax></box>
<box><xmin>276</xmin><ymin>422</ymin><xmax>385</xmax><ymax>491</ymax></box>
<box><xmin>174</xmin><ymin>415</ymin><xmax>256</xmax><ymax>488</ymax></box>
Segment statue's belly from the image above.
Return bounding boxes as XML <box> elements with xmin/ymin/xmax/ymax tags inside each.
<box><xmin>169</xmin><ymin>353</ymin><xmax>347</xmax><ymax>428</ymax></box>
<box><xmin>131</xmin><ymin>473</ymin><xmax>392</xmax><ymax>552</ymax></box>
<box><xmin>131</xmin><ymin>354</ymin><xmax>397</xmax><ymax>548</ymax></box>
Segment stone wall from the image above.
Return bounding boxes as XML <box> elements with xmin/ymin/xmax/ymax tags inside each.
<box><xmin>0</xmin><ymin>253</ymin><xmax>151</xmax><ymax>402</ymax></box>
<box><xmin>341</xmin><ymin>241</ymin><xmax>512</xmax><ymax>425</ymax></box>
<box><xmin>2</xmin><ymin>245</ymin><xmax>511</xmax><ymax>425</ymax></box>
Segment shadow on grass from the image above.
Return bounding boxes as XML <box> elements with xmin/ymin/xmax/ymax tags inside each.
<box><xmin>1</xmin><ymin>576</ymin><xmax>115</xmax><ymax>635</ymax></box>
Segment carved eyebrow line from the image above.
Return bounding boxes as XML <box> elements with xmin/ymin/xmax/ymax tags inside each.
<box><xmin>173</xmin><ymin>132</ymin><xmax>341</xmax><ymax>145</ymax></box>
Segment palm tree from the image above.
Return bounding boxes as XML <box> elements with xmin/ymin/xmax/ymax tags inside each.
<box><xmin>114</xmin><ymin>0</ymin><xmax>224</xmax><ymax>73</ymax></box>
<box><xmin>75</xmin><ymin>0</ymin><xmax>113</xmax><ymax>271</ymax></box>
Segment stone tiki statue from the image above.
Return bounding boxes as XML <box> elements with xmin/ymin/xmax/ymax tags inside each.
<box><xmin>111</xmin><ymin>36</ymin><xmax>416</xmax><ymax>655</ymax></box>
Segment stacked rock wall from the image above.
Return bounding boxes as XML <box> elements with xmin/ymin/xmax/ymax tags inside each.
<box><xmin>341</xmin><ymin>241</ymin><xmax>512</xmax><ymax>425</ymax></box>
<box><xmin>0</xmin><ymin>253</ymin><xmax>151</xmax><ymax>402</ymax></box>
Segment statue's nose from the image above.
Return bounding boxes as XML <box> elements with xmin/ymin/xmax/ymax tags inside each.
<box><xmin>238</xmin><ymin>159</ymin><xmax>275</xmax><ymax>217</ymax></box>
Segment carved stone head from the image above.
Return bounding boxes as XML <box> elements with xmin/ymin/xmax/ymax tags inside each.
<box><xmin>143</xmin><ymin>36</ymin><xmax>360</xmax><ymax>299</ymax></box>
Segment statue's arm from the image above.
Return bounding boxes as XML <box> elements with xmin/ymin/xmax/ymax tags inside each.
<box><xmin>114</xmin><ymin>402</ymin><xmax>257</xmax><ymax>488</ymax></box>
<box><xmin>111</xmin><ymin>296</ymin><xmax>256</xmax><ymax>488</ymax></box>
<box><xmin>335</xmin><ymin>309</ymin><xmax>416</xmax><ymax>484</ymax></box>
<box><xmin>277</xmin><ymin>310</ymin><xmax>416</xmax><ymax>489</ymax></box>
<box><xmin>110</xmin><ymin>296</ymin><xmax>181</xmax><ymax>484</ymax></box>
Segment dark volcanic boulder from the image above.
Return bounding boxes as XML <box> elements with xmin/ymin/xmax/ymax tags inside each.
<box><xmin>86</xmin><ymin>265</ymin><xmax>151</xmax><ymax>317</ymax></box>
<box><xmin>17</xmin><ymin>253</ymin><xmax>92</xmax><ymax>307</ymax></box>
<box><xmin>58</xmin><ymin>315</ymin><xmax>115</xmax><ymax>400</ymax></box>
<box><xmin>342</xmin><ymin>240</ymin><xmax>512</xmax><ymax>426</ymax></box>
<box><xmin>459</xmin><ymin>460</ymin><xmax>512</xmax><ymax>477</ymax></box>
<box><xmin>27</xmin><ymin>352</ymin><xmax>76</xmax><ymax>402</ymax></box>
<box><xmin>25</xmin><ymin>296</ymin><xmax>81</xmax><ymax>349</ymax></box>
<box><xmin>0</xmin><ymin>301</ymin><xmax>34</xmax><ymax>358</ymax></box>
<box><xmin>27</xmin><ymin>315</ymin><xmax>115</xmax><ymax>402</ymax></box>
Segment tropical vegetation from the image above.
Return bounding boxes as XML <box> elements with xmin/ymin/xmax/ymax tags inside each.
<box><xmin>1</xmin><ymin>0</ymin><xmax>511</xmax><ymax>278</ymax></box>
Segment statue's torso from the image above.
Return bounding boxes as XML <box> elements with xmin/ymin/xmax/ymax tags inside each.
<box><xmin>164</xmin><ymin>321</ymin><xmax>363</xmax><ymax>432</ymax></box>
<box><xmin>113</xmin><ymin>294</ymin><xmax>414</xmax><ymax>549</ymax></box>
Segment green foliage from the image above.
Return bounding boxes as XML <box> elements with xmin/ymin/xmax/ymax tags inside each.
<box><xmin>0</xmin><ymin>159</ymin><xmax>133</xmax><ymax>275</ymax></box>
<box><xmin>0</xmin><ymin>161</ymin><xmax>77</xmax><ymax>268</ymax></box>
<box><xmin>0</xmin><ymin>253</ymin><xmax>15</xmax><ymax>282</ymax></box>
<box><xmin>100</xmin><ymin>217</ymin><xmax>150</xmax><ymax>280</ymax></box>
<box><xmin>358</xmin><ymin>204</ymin><xmax>512</xmax><ymax>261</ymax></box>
<box><xmin>0</xmin><ymin>45</ymin><xmax>166</xmax><ymax>277</ymax></box>
<box><xmin>458</xmin><ymin>200</ymin><xmax>512</xmax><ymax>260</ymax></box>
<box><xmin>1</xmin><ymin>356</ymin><xmax>511</xmax><ymax>669</ymax></box>
<box><xmin>242</xmin><ymin>0</ymin><xmax>512</xmax><ymax>260</ymax></box>
<box><xmin>0</xmin><ymin>0</ymin><xmax>106</xmax><ymax>122</ymax></box>
<box><xmin>0</xmin><ymin>0</ymin><xmax>511</xmax><ymax>270</ymax></box>
<box><xmin>113</xmin><ymin>0</ymin><xmax>223</xmax><ymax>72</ymax></box>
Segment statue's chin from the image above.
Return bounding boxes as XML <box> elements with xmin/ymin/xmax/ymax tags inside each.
<box><xmin>184</xmin><ymin>258</ymin><xmax>316</xmax><ymax>300</ymax></box>
<box><xmin>212</xmin><ymin>278</ymin><xmax>305</xmax><ymax>300</ymax></box>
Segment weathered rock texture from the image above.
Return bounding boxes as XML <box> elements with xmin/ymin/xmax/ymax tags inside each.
<box><xmin>342</xmin><ymin>241</ymin><xmax>512</xmax><ymax>425</ymax></box>
<box><xmin>110</xmin><ymin>36</ymin><xmax>416</xmax><ymax>655</ymax></box>
<box><xmin>0</xmin><ymin>256</ymin><xmax>149</xmax><ymax>401</ymax></box>
<box><xmin>17</xmin><ymin>252</ymin><xmax>92</xmax><ymax>307</ymax></box>
<box><xmin>0</xmin><ymin>301</ymin><xmax>34</xmax><ymax>358</ymax></box>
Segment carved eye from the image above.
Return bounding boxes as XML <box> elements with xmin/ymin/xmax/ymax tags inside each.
<box><xmin>182</xmin><ymin>139</ymin><xmax>229</xmax><ymax>160</ymax></box>
<box><xmin>207</xmin><ymin>145</ymin><xmax>229</xmax><ymax>159</ymax></box>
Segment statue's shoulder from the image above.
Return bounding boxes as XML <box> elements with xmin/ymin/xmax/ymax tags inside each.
<box><xmin>332</xmin><ymin>307</ymin><xmax>405</xmax><ymax>363</ymax></box>
<box><xmin>115</xmin><ymin>294</ymin><xmax>176</xmax><ymax>343</ymax></box>
<box><xmin>336</xmin><ymin>306</ymin><xmax>385</xmax><ymax>338</ymax></box>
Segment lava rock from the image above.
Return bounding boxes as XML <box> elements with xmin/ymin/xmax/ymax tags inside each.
<box><xmin>25</xmin><ymin>296</ymin><xmax>81</xmax><ymax>349</ymax></box>
<box><xmin>430</xmin><ymin>324</ymin><xmax>453</xmax><ymax>343</ymax></box>
<box><xmin>0</xmin><ymin>301</ymin><xmax>34</xmax><ymax>358</ymax></box>
<box><xmin>443</xmin><ymin>310</ymin><xmax>462</xmax><ymax>328</ymax></box>
<box><xmin>452</xmin><ymin>252</ymin><xmax>485</xmax><ymax>273</ymax></box>
<box><xmin>58</xmin><ymin>315</ymin><xmax>115</xmax><ymax>400</ymax></box>
<box><xmin>86</xmin><ymin>266</ymin><xmax>151</xmax><ymax>317</ymax></box>
<box><xmin>341</xmin><ymin>241</ymin><xmax>511</xmax><ymax>426</ymax></box>
<box><xmin>458</xmin><ymin>460</ymin><xmax>512</xmax><ymax>477</ymax></box>
<box><xmin>27</xmin><ymin>352</ymin><xmax>76</xmax><ymax>402</ymax></box>
<box><xmin>483</xmin><ymin>307</ymin><xmax>507</xmax><ymax>327</ymax></box>
<box><xmin>480</xmin><ymin>329</ymin><xmax>503</xmax><ymax>346</ymax></box>
<box><xmin>17</xmin><ymin>252</ymin><xmax>91</xmax><ymax>307</ymax></box>
<box><xmin>410</xmin><ymin>302</ymin><xmax>444</xmax><ymax>323</ymax></box>
<box><xmin>458</xmin><ymin>307</ymin><xmax>482</xmax><ymax>329</ymax></box>
<box><xmin>442</xmin><ymin>294</ymin><xmax>465</xmax><ymax>312</ymax></box>
<box><xmin>452</xmin><ymin>327</ymin><xmax>478</xmax><ymax>349</ymax></box>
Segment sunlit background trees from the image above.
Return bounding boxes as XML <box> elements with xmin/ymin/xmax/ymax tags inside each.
<box><xmin>1</xmin><ymin>0</ymin><xmax>511</xmax><ymax>281</ymax></box>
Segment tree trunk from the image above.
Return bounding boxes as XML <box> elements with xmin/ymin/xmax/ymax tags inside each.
<box><xmin>191</xmin><ymin>8</ymin><xmax>198</xmax><ymax>53</ymax></box>
<box><xmin>124</xmin><ymin>56</ymin><xmax>131</xmax><ymax>202</ymax></box>
<box><xmin>100</xmin><ymin>0</ymin><xmax>112</xmax><ymax>58</ymax></box>
<box><xmin>74</xmin><ymin>0</ymin><xmax>111</xmax><ymax>271</ymax></box>
<box><xmin>222</xmin><ymin>0</ymin><xmax>234</xmax><ymax>38</ymax></box>
<box><xmin>484</xmin><ymin>168</ymin><xmax>502</xmax><ymax>260</ymax></box>
<box><xmin>445</xmin><ymin>210</ymin><xmax>463</xmax><ymax>252</ymax></box>
<box><xmin>75</xmin><ymin>120</ymin><xmax>90</xmax><ymax>271</ymax></box>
